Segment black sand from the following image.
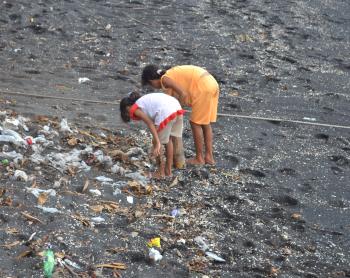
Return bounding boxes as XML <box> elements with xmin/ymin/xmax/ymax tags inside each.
<box><xmin>0</xmin><ymin>0</ymin><xmax>350</xmax><ymax>277</ymax></box>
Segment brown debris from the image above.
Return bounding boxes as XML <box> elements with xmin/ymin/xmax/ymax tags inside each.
<box><xmin>21</xmin><ymin>211</ymin><xmax>44</xmax><ymax>225</ymax></box>
<box><xmin>95</xmin><ymin>262</ymin><xmax>127</xmax><ymax>270</ymax></box>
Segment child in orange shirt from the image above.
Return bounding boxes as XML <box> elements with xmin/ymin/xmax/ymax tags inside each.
<box><xmin>141</xmin><ymin>65</ymin><xmax>219</xmax><ymax>165</ymax></box>
<box><xmin>120</xmin><ymin>92</ymin><xmax>185</xmax><ymax>178</ymax></box>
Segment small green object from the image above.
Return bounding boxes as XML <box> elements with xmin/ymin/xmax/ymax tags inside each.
<box><xmin>43</xmin><ymin>249</ymin><xmax>55</xmax><ymax>278</ymax></box>
<box><xmin>1</xmin><ymin>159</ymin><xmax>9</xmax><ymax>166</ymax></box>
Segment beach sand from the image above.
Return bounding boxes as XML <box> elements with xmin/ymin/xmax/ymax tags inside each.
<box><xmin>0</xmin><ymin>0</ymin><xmax>349</xmax><ymax>277</ymax></box>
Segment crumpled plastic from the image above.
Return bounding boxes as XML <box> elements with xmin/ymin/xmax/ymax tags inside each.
<box><xmin>26</xmin><ymin>188</ymin><xmax>56</xmax><ymax>198</ymax></box>
<box><xmin>194</xmin><ymin>236</ymin><xmax>209</xmax><ymax>251</ymax></box>
<box><xmin>0</xmin><ymin>129</ymin><xmax>26</xmax><ymax>145</ymax></box>
<box><xmin>36</xmin><ymin>206</ymin><xmax>60</xmax><ymax>214</ymax></box>
<box><xmin>125</xmin><ymin>172</ymin><xmax>148</xmax><ymax>187</ymax></box>
<box><xmin>148</xmin><ymin>248</ymin><xmax>163</xmax><ymax>262</ymax></box>
<box><xmin>14</xmin><ymin>170</ymin><xmax>28</xmax><ymax>182</ymax></box>
<box><xmin>60</xmin><ymin>118</ymin><xmax>73</xmax><ymax>133</ymax></box>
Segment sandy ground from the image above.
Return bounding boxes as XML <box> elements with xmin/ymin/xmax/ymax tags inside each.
<box><xmin>0</xmin><ymin>0</ymin><xmax>350</xmax><ymax>277</ymax></box>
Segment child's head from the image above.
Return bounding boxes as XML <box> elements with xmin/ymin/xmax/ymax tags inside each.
<box><xmin>141</xmin><ymin>64</ymin><xmax>167</xmax><ymax>88</ymax></box>
<box><xmin>120</xmin><ymin>91</ymin><xmax>141</xmax><ymax>122</ymax></box>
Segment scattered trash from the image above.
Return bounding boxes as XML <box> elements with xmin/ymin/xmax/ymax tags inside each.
<box><xmin>78</xmin><ymin>77</ymin><xmax>91</xmax><ymax>84</ymax></box>
<box><xmin>25</xmin><ymin>136</ymin><xmax>33</xmax><ymax>145</ymax></box>
<box><xmin>194</xmin><ymin>236</ymin><xmax>209</xmax><ymax>251</ymax></box>
<box><xmin>36</xmin><ymin>206</ymin><xmax>60</xmax><ymax>214</ymax></box>
<box><xmin>1</xmin><ymin>158</ymin><xmax>9</xmax><ymax>166</ymax></box>
<box><xmin>60</xmin><ymin>118</ymin><xmax>73</xmax><ymax>133</ymax></box>
<box><xmin>89</xmin><ymin>189</ymin><xmax>102</xmax><ymax>197</ymax></box>
<box><xmin>93</xmin><ymin>150</ymin><xmax>113</xmax><ymax>168</ymax></box>
<box><xmin>95</xmin><ymin>176</ymin><xmax>113</xmax><ymax>183</ymax></box>
<box><xmin>111</xmin><ymin>164</ymin><xmax>126</xmax><ymax>175</ymax></box>
<box><xmin>126</xmin><ymin>147</ymin><xmax>146</xmax><ymax>157</ymax></box>
<box><xmin>91</xmin><ymin>217</ymin><xmax>105</xmax><ymax>223</ymax></box>
<box><xmin>14</xmin><ymin>170</ymin><xmax>28</xmax><ymax>182</ymax></box>
<box><xmin>63</xmin><ymin>258</ymin><xmax>81</xmax><ymax>270</ymax></box>
<box><xmin>105</xmin><ymin>23</ymin><xmax>112</xmax><ymax>31</ymax></box>
<box><xmin>148</xmin><ymin>248</ymin><xmax>163</xmax><ymax>262</ymax></box>
<box><xmin>171</xmin><ymin>208</ymin><xmax>179</xmax><ymax>217</ymax></box>
<box><xmin>205</xmin><ymin>251</ymin><xmax>226</xmax><ymax>263</ymax></box>
<box><xmin>26</xmin><ymin>187</ymin><xmax>57</xmax><ymax>198</ymax></box>
<box><xmin>0</xmin><ymin>129</ymin><xmax>25</xmax><ymax>145</ymax></box>
<box><xmin>43</xmin><ymin>248</ymin><xmax>55</xmax><ymax>278</ymax></box>
<box><xmin>126</xmin><ymin>196</ymin><xmax>133</xmax><ymax>204</ymax></box>
<box><xmin>125</xmin><ymin>172</ymin><xmax>148</xmax><ymax>187</ymax></box>
<box><xmin>291</xmin><ymin>212</ymin><xmax>302</xmax><ymax>220</ymax></box>
<box><xmin>147</xmin><ymin>237</ymin><xmax>161</xmax><ymax>248</ymax></box>
<box><xmin>303</xmin><ymin>117</ymin><xmax>316</xmax><ymax>121</ymax></box>
<box><xmin>113</xmin><ymin>188</ymin><xmax>122</xmax><ymax>196</ymax></box>
<box><xmin>95</xmin><ymin>262</ymin><xmax>127</xmax><ymax>270</ymax></box>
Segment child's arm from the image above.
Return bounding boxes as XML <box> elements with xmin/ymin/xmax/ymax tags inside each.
<box><xmin>133</xmin><ymin>108</ymin><xmax>161</xmax><ymax>156</ymax></box>
<box><xmin>162</xmin><ymin>76</ymin><xmax>188</xmax><ymax>105</ymax></box>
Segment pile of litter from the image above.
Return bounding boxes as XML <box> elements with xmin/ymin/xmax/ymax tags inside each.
<box><xmin>0</xmin><ymin>110</ymin><xmax>228</xmax><ymax>277</ymax></box>
<box><xmin>1</xmin><ymin>110</ymin><xmax>349</xmax><ymax>277</ymax></box>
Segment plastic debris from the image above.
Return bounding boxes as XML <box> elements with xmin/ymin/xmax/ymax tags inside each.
<box><xmin>63</xmin><ymin>258</ymin><xmax>81</xmax><ymax>269</ymax></box>
<box><xmin>126</xmin><ymin>147</ymin><xmax>146</xmax><ymax>157</ymax></box>
<box><xmin>3</xmin><ymin>118</ymin><xmax>20</xmax><ymax>130</ymax></box>
<box><xmin>126</xmin><ymin>196</ymin><xmax>134</xmax><ymax>204</ymax></box>
<box><xmin>194</xmin><ymin>236</ymin><xmax>209</xmax><ymax>251</ymax></box>
<box><xmin>93</xmin><ymin>150</ymin><xmax>113</xmax><ymax>168</ymax></box>
<box><xmin>303</xmin><ymin>117</ymin><xmax>316</xmax><ymax>121</ymax></box>
<box><xmin>113</xmin><ymin>188</ymin><xmax>122</xmax><ymax>196</ymax></box>
<box><xmin>60</xmin><ymin>118</ymin><xmax>73</xmax><ymax>133</ymax></box>
<box><xmin>26</xmin><ymin>187</ymin><xmax>56</xmax><ymax>198</ymax></box>
<box><xmin>89</xmin><ymin>189</ymin><xmax>102</xmax><ymax>197</ymax></box>
<box><xmin>205</xmin><ymin>251</ymin><xmax>226</xmax><ymax>262</ymax></box>
<box><xmin>91</xmin><ymin>217</ymin><xmax>105</xmax><ymax>223</ymax></box>
<box><xmin>148</xmin><ymin>248</ymin><xmax>163</xmax><ymax>262</ymax></box>
<box><xmin>0</xmin><ymin>129</ymin><xmax>25</xmax><ymax>145</ymax></box>
<box><xmin>43</xmin><ymin>249</ymin><xmax>55</xmax><ymax>278</ymax></box>
<box><xmin>14</xmin><ymin>170</ymin><xmax>28</xmax><ymax>182</ymax></box>
<box><xmin>1</xmin><ymin>159</ymin><xmax>9</xmax><ymax>166</ymax></box>
<box><xmin>78</xmin><ymin>77</ymin><xmax>90</xmax><ymax>84</ymax></box>
<box><xmin>125</xmin><ymin>172</ymin><xmax>148</xmax><ymax>187</ymax></box>
<box><xmin>36</xmin><ymin>206</ymin><xmax>60</xmax><ymax>214</ymax></box>
<box><xmin>147</xmin><ymin>237</ymin><xmax>161</xmax><ymax>248</ymax></box>
<box><xmin>171</xmin><ymin>209</ymin><xmax>179</xmax><ymax>217</ymax></box>
<box><xmin>25</xmin><ymin>136</ymin><xmax>33</xmax><ymax>145</ymax></box>
<box><xmin>95</xmin><ymin>176</ymin><xmax>113</xmax><ymax>183</ymax></box>
<box><xmin>111</xmin><ymin>164</ymin><xmax>126</xmax><ymax>175</ymax></box>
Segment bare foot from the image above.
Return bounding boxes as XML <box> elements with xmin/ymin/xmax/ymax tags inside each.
<box><xmin>205</xmin><ymin>158</ymin><xmax>216</xmax><ymax>165</ymax></box>
<box><xmin>186</xmin><ymin>157</ymin><xmax>205</xmax><ymax>166</ymax></box>
<box><xmin>148</xmin><ymin>170</ymin><xmax>165</xmax><ymax>180</ymax></box>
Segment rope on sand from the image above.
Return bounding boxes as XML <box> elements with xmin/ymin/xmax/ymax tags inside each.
<box><xmin>1</xmin><ymin>90</ymin><xmax>350</xmax><ymax>130</ymax></box>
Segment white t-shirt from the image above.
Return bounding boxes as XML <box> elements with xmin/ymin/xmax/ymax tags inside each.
<box><xmin>130</xmin><ymin>93</ymin><xmax>183</xmax><ymax>128</ymax></box>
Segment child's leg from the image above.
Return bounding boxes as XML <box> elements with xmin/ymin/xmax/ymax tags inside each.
<box><xmin>155</xmin><ymin>145</ymin><xmax>166</xmax><ymax>177</ymax></box>
<box><xmin>164</xmin><ymin>138</ymin><xmax>174</xmax><ymax>176</ymax></box>
<box><xmin>188</xmin><ymin>121</ymin><xmax>205</xmax><ymax>165</ymax></box>
<box><xmin>202</xmin><ymin>124</ymin><xmax>215</xmax><ymax>164</ymax></box>
<box><xmin>172</xmin><ymin>136</ymin><xmax>185</xmax><ymax>169</ymax></box>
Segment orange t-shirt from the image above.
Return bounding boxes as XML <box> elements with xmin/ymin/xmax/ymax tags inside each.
<box><xmin>160</xmin><ymin>65</ymin><xmax>219</xmax><ymax>124</ymax></box>
<box><xmin>160</xmin><ymin>65</ymin><xmax>208</xmax><ymax>107</ymax></box>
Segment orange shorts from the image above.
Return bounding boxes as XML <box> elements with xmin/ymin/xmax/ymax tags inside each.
<box><xmin>190</xmin><ymin>75</ymin><xmax>219</xmax><ymax>125</ymax></box>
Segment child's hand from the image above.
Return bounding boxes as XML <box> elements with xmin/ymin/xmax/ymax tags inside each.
<box><xmin>152</xmin><ymin>141</ymin><xmax>161</xmax><ymax>157</ymax></box>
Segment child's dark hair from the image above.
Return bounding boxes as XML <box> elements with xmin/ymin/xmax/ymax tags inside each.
<box><xmin>141</xmin><ymin>64</ymin><xmax>168</xmax><ymax>86</ymax></box>
<box><xmin>120</xmin><ymin>92</ymin><xmax>141</xmax><ymax>122</ymax></box>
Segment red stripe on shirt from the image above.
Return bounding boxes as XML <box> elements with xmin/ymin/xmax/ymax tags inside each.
<box><xmin>157</xmin><ymin>110</ymin><xmax>185</xmax><ymax>132</ymax></box>
<box><xmin>129</xmin><ymin>103</ymin><xmax>140</xmax><ymax>120</ymax></box>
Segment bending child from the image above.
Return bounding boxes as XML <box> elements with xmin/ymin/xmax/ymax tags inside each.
<box><xmin>141</xmin><ymin>64</ymin><xmax>219</xmax><ymax>165</ymax></box>
<box><xmin>120</xmin><ymin>92</ymin><xmax>185</xmax><ymax>178</ymax></box>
